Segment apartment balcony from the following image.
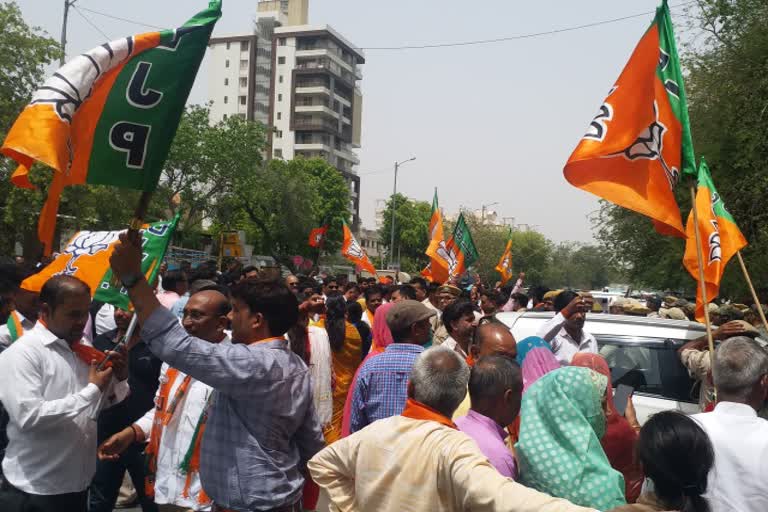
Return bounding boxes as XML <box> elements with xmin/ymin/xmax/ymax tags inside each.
<box><xmin>295</xmin><ymin>58</ymin><xmax>358</xmax><ymax>86</ymax></box>
<box><xmin>296</xmin><ymin>46</ymin><xmax>356</xmax><ymax>74</ymax></box>
<box><xmin>295</xmin><ymin>104</ymin><xmax>339</xmax><ymax>119</ymax></box>
<box><xmin>334</xmin><ymin>147</ymin><xmax>360</xmax><ymax>165</ymax></box>
<box><xmin>295</xmin><ymin>86</ymin><xmax>332</xmax><ymax>98</ymax></box>
<box><xmin>295</xmin><ymin>142</ymin><xmax>332</xmax><ymax>153</ymax></box>
<box><xmin>293</xmin><ymin>119</ymin><xmax>340</xmax><ymax>133</ymax></box>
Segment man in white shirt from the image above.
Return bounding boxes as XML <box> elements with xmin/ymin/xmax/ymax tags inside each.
<box><xmin>309</xmin><ymin>346</ymin><xmax>595</xmax><ymax>512</ymax></box>
<box><xmin>98</xmin><ymin>289</ymin><xmax>232</xmax><ymax>512</ymax></box>
<box><xmin>693</xmin><ymin>336</ymin><xmax>768</xmax><ymax>512</ymax></box>
<box><xmin>441</xmin><ymin>299</ymin><xmax>475</xmax><ymax>360</ymax></box>
<box><xmin>0</xmin><ymin>275</ymin><xmax>128</xmax><ymax>512</ymax></box>
<box><xmin>536</xmin><ymin>290</ymin><xmax>597</xmax><ymax>365</ymax></box>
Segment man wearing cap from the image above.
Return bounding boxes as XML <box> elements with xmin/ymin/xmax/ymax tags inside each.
<box><xmin>432</xmin><ymin>285</ymin><xmax>461</xmax><ymax>345</ymax></box>
<box><xmin>348</xmin><ymin>301</ymin><xmax>434</xmax><ymax>434</ymax></box>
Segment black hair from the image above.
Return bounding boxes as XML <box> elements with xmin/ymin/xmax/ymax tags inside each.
<box><xmin>229</xmin><ymin>278</ymin><xmax>299</xmax><ymax>336</ymax></box>
<box><xmin>325</xmin><ymin>294</ymin><xmax>347</xmax><ymax>352</ymax></box>
<box><xmin>395</xmin><ymin>284</ymin><xmax>417</xmax><ymax>300</ymax></box>
<box><xmin>468</xmin><ymin>355</ymin><xmax>522</xmax><ymax>402</ymax></box>
<box><xmin>163</xmin><ymin>270</ymin><xmax>187</xmax><ymax>293</ymax></box>
<box><xmin>442</xmin><ymin>300</ymin><xmax>476</xmax><ymax>335</ymax></box>
<box><xmin>39</xmin><ymin>275</ymin><xmax>91</xmax><ymax>312</ymax></box>
<box><xmin>323</xmin><ymin>275</ymin><xmax>338</xmax><ymax>286</ymax></box>
<box><xmin>364</xmin><ymin>284</ymin><xmax>384</xmax><ymax>301</ymax></box>
<box><xmin>529</xmin><ymin>285</ymin><xmax>550</xmax><ymax>305</ymax></box>
<box><xmin>481</xmin><ymin>290</ymin><xmax>506</xmax><ymax>308</ymax></box>
<box><xmin>648</xmin><ymin>296</ymin><xmax>663</xmax><ymax>310</ymax></box>
<box><xmin>511</xmin><ymin>292</ymin><xmax>529</xmax><ymax>308</ymax></box>
<box><xmin>554</xmin><ymin>290</ymin><xmax>579</xmax><ymax>313</ymax></box>
<box><xmin>344</xmin><ymin>282</ymin><xmax>360</xmax><ymax>293</ymax></box>
<box><xmin>409</xmin><ymin>277</ymin><xmax>427</xmax><ymax>289</ymax></box>
<box><xmin>427</xmin><ymin>281</ymin><xmax>441</xmax><ymax>294</ymax></box>
<box><xmin>298</xmin><ymin>279</ymin><xmax>321</xmax><ymax>298</ymax></box>
<box><xmin>242</xmin><ymin>265</ymin><xmax>259</xmax><ymax>276</ymax></box>
<box><xmin>637</xmin><ymin>411</ymin><xmax>713</xmax><ymax>512</ymax></box>
<box><xmin>346</xmin><ymin>300</ymin><xmax>364</xmax><ymax>323</ymax></box>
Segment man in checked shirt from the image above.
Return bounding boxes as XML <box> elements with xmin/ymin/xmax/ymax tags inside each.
<box><xmin>110</xmin><ymin>230</ymin><xmax>325</xmax><ymax>512</ymax></box>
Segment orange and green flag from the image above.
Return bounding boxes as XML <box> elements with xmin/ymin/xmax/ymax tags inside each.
<box><xmin>21</xmin><ymin>214</ymin><xmax>179</xmax><ymax>310</ymax></box>
<box><xmin>564</xmin><ymin>0</ymin><xmax>693</xmax><ymax>238</ymax></box>
<box><xmin>445</xmin><ymin>213</ymin><xmax>478</xmax><ymax>278</ymax></box>
<box><xmin>341</xmin><ymin>221</ymin><xmax>378</xmax><ymax>277</ymax></box>
<box><xmin>495</xmin><ymin>228</ymin><xmax>514</xmax><ymax>285</ymax></box>
<box><xmin>423</xmin><ymin>189</ymin><xmax>450</xmax><ymax>283</ymax></box>
<box><xmin>1</xmin><ymin>1</ymin><xmax>222</xmax><ymax>254</ymax></box>
<box><xmin>683</xmin><ymin>159</ymin><xmax>747</xmax><ymax>323</ymax></box>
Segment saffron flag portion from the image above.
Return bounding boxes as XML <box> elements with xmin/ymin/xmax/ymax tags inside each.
<box><xmin>423</xmin><ymin>189</ymin><xmax>451</xmax><ymax>283</ymax></box>
<box><xmin>495</xmin><ymin>229</ymin><xmax>514</xmax><ymax>285</ymax></box>
<box><xmin>564</xmin><ymin>0</ymin><xmax>692</xmax><ymax>238</ymax></box>
<box><xmin>341</xmin><ymin>222</ymin><xmax>377</xmax><ymax>276</ymax></box>
<box><xmin>1</xmin><ymin>0</ymin><xmax>222</xmax><ymax>253</ymax></box>
<box><xmin>308</xmin><ymin>225</ymin><xmax>329</xmax><ymax>248</ymax></box>
<box><xmin>445</xmin><ymin>213</ymin><xmax>479</xmax><ymax>278</ymax></box>
<box><xmin>683</xmin><ymin>160</ymin><xmax>747</xmax><ymax>323</ymax></box>
<box><xmin>21</xmin><ymin>215</ymin><xmax>179</xmax><ymax>310</ymax></box>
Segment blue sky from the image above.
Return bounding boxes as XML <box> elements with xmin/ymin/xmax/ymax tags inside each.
<box><xmin>16</xmin><ymin>0</ymin><xmax>699</xmax><ymax>243</ymax></box>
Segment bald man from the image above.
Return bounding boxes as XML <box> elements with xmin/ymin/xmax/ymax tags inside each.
<box><xmin>452</xmin><ymin>320</ymin><xmax>518</xmax><ymax>419</ymax></box>
<box><xmin>97</xmin><ymin>290</ymin><xmax>231</xmax><ymax>511</ymax></box>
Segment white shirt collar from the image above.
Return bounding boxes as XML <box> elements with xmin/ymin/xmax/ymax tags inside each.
<box><xmin>32</xmin><ymin>322</ymin><xmax>66</xmax><ymax>347</ymax></box>
<box><xmin>714</xmin><ymin>401</ymin><xmax>758</xmax><ymax>417</ymax></box>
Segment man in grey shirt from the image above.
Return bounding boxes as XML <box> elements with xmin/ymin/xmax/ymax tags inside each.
<box><xmin>110</xmin><ymin>231</ymin><xmax>324</xmax><ymax>512</ymax></box>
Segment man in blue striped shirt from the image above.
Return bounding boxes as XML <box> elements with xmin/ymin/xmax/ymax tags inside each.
<box><xmin>110</xmin><ymin>231</ymin><xmax>324</xmax><ymax>512</ymax></box>
<box><xmin>349</xmin><ymin>300</ymin><xmax>434</xmax><ymax>433</ymax></box>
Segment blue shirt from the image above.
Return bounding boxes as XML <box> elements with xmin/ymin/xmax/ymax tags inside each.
<box><xmin>349</xmin><ymin>343</ymin><xmax>424</xmax><ymax>433</ymax></box>
<box><xmin>141</xmin><ymin>307</ymin><xmax>325</xmax><ymax>511</ymax></box>
<box><xmin>169</xmin><ymin>293</ymin><xmax>189</xmax><ymax>319</ymax></box>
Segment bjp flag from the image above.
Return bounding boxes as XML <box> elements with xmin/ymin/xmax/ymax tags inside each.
<box><xmin>444</xmin><ymin>213</ymin><xmax>478</xmax><ymax>278</ymax></box>
<box><xmin>21</xmin><ymin>215</ymin><xmax>179</xmax><ymax>310</ymax></box>
<box><xmin>1</xmin><ymin>1</ymin><xmax>221</xmax><ymax>254</ymax></box>
<box><xmin>564</xmin><ymin>0</ymin><xmax>693</xmax><ymax>238</ymax></box>
<box><xmin>341</xmin><ymin>222</ymin><xmax>377</xmax><ymax>276</ymax></box>
<box><xmin>424</xmin><ymin>189</ymin><xmax>451</xmax><ymax>283</ymax></box>
<box><xmin>683</xmin><ymin>159</ymin><xmax>747</xmax><ymax>322</ymax></box>
<box><xmin>495</xmin><ymin>229</ymin><xmax>514</xmax><ymax>285</ymax></box>
<box><xmin>308</xmin><ymin>225</ymin><xmax>328</xmax><ymax>248</ymax></box>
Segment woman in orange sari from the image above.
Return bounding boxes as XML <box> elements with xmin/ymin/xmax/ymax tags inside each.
<box><xmin>323</xmin><ymin>295</ymin><xmax>362</xmax><ymax>443</ymax></box>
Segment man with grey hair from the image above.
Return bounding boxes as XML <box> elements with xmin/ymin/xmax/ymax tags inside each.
<box><xmin>308</xmin><ymin>347</ymin><xmax>597</xmax><ymax>512</ymax></box>
<box><xmin>693</xmin><ymin>336</ymin><xmax>768</xmax><ymax>512</ymax></box>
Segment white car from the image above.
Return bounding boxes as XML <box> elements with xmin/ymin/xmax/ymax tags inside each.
<box><xmin>495</xmin><ymin>311</ymin><xmax>706</xmax><ymax>424</ymax></box>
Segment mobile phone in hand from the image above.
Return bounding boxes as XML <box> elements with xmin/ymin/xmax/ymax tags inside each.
<box><xmin>613</xmin><ymin>384</ymin><xmax>634</xmax><ymax>416</ymax></box>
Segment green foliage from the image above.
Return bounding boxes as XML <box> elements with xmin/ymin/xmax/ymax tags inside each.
<box><xmin>378</xmin><ymin>193</ymin><xmax>431</xmax><ymax>271</ymax></box>
<box><xmin>596</xmin><ymin>0</ymin><xmax>768</xmax><ymax>300</ymax></box>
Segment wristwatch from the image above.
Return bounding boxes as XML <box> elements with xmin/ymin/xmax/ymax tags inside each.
<box><xmin>120</xmin><ymin>272</ymin><xmax>144</xmax><ymax>289</ymax></box>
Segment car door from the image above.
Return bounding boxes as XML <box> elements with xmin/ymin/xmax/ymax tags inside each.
<box><xmin>596</xmin><ymin>335</ymin><xmax>700</xmax><ymax>425</ymax></box>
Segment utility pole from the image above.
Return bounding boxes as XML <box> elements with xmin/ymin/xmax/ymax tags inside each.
<box><xmin>60</xmin><ymin>0</ymin><xmax>77</xmax><ymax>66</ymax></box>
<box><xmin>388</xmin><ymin>156</ymin><xmax>416</xmax><ymax>269</ymax></box>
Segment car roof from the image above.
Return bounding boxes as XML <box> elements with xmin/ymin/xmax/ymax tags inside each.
<box><xmin>495</xmin><ymin>310</ymin><xmax>707</xmax><ymax>342</ymax></box>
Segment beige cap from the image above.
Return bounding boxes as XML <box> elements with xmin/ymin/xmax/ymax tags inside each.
<box><xmin>386</xmin><ymin>301</ymin><xmax>437</xmax><ymax>333</ymax></box>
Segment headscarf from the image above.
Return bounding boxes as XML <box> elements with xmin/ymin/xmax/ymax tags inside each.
<box><xmin>571</xmin><ymin>353</ymin><xmax>643</xmax><ymax>502</ymax></box>
<box><xmin>371</xmin><ymin>302</ymin><xmax>394</xmax><ymax>353</ymax></box>
<box><xmin>516</xmin><ymin>366</ymin><xmax>626</xmax><ymax>510</ymax></box>
<box><xmin>521</xmin><ymin>348</ymin><xmax>560</xmax><ymax>393</ymax></box>
<box><xmin>516</xmin><ymin>336</ymin><xmax>552</xmax><ymax>365</ymax></box>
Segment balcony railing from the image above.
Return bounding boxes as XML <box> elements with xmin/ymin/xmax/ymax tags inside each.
<box><xmin>295</xmin><ymin>59</ymin><xmax>358</xmax><ymax>84</ymax></box>
<box><xmin>294</xmin><ymin>120</ymin><xmax>339</xmax><ymax>131</ymax></box>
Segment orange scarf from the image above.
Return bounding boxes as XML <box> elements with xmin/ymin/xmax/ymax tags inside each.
<box><xmin>38</xmin><ymin>318</ymin><xmax>113</xmax><ymax>368</ymax></box>
<box><xmin>401</xmin><ymin>398</ymin><xmax>457</xmax><ymax>429</ymax></box>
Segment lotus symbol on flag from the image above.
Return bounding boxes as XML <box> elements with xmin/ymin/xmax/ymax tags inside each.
<box><xmin>613</xmin><ymin>101</ymin><xmax>679</xmax><ymax>189</ymax></box>
<box><xmin>708</xmin><ymin>219</ymin><xmax>722</xmax><ymax>264</ymax></box>
<box><xmin>346</xmin><ymin>237</ymin><xmax>363</xmax><ymax>259</ymax></box>
<box><xmin>59</xmin><ymin>231</ymin><xmax>119</xmax><ymax>276</ymax></box>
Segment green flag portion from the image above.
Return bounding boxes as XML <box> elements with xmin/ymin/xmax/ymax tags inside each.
<box><xmin>96</xmin><ymin>214</ymin><xmax>180</xmax><ymax>309</ymax></box>
<box><xmin>655</xmin><ymin>0</ymin><xmax>695</xmax><ymax>177</ymax></box>
<box><xmin>449</xmin><ymin>212</ymin><xmax>479</xmax><ymax>272</ymax></box>
<box><xmin>87</xmin><ymin>0</ymin><xmax>222</xmax><ymax>190</ymax></box>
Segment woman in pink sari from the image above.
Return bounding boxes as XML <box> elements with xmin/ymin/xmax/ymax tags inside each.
<box><xmin>340</xmin><ymin>302</ymin><xmax>394</xmax><ymax>437</ymax></box>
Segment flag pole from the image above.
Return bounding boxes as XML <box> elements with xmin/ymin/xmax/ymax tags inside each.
<box><xmin>736</xmin><ymin>251</ymin><xmax>768</xmax><ymax>334</ymax></box>
<box><xmin>689</xmin><ymin>184</ymin><xmax>716</xmax><ymax>367</ymax></box>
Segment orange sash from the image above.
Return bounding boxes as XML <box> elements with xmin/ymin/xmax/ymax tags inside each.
<box><xmin>401</xmin><ymin>398</ymin><xmax>457</xmax><ymax>430</ymax></box>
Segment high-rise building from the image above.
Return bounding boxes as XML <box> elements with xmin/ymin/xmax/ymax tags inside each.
<box><xmin>206</xmin><ymin>0</ymin><xmax>364</xmax><ymax>228</ymax></box>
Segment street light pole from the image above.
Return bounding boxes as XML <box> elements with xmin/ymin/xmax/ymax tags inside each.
<box><xmin>388</xmin><ymin>157</ymin><xmax>416</xmax><ymax>269</ymax></box>
<box><xmin>480</xmin><ymin>202</ymin><xmax>499</xmax><ymax>224</ymax></box>
<box><xmin>60</xmin><ymin>0</ymin><xmax>78</xmax><ymax>66</ymax></box>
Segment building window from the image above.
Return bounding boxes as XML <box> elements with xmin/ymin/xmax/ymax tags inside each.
<box><xmin>225</xmin><ymin>59</ymin><xmax>230</xmax><ymax>68</ymax></box>
<box><xmin>274</xmin><ymin>148</ymin><xmax>283</xmax><ymax>158</ymax></box>
<box><xmin>278</xmin><ymin>94</ymin><xmax>283</xmax><ymax>101</ymax></box>
<box><xmin>224</xmin><ymin>78</ymin><xmax>229</xmax><ymax>86</ymax></box>
<box><xmin>278</xmin><ymin>56</ymin><xmax>286</xmax><ymax>65</ymax></box>
<box><xmin>240</xmin><ymin>41</ymin><xmax>249</xmax><ymax>51</ymax></box>
<box><xmin>279</xmin><ymin>75</ymin><xmax>283</xmax><ymax>84</ymax></box>
<box><xmin>277</xmin><ymin>112</ymin><xmax>281</xmax><ymax>120</ymax></box>
<box><xmin>278</xmin><ymin>38</ymin><xmax>286</xmax><ymax>46</ymax></box>
<box><xmin>226</xmin><ymin>42</ymin><xmax>231</xmax><ymax>50</ymax></box>
<box><xmin>276</xmin><ymin>130</ymin><xmax>282</xmax><ymax>138</ymax></box>
<box><xmin>239</xmin><ymin>77</ymin><xmax>247</xmax><ymax>87</ymax></box>
<box><xmin>239</xmin><ymin>96</ymin><xmax>246</xmax><ymax>105</ymax></box>
<box><xmin>224</xmin><ymin>96</ymin><xmax>228</xmax><ymax>104</ymax></box>
<box><xmin>240</xmin><ymin>59</ymin><xmax>248</xmax><ymax>70</ymax></box>
<box><xmin>223</xmin><ymin>114</ymin><xmax>228</xmax><ymax>120</ymax></box>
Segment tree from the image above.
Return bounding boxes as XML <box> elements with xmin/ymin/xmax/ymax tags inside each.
<box><xmin>0</xmin><ymin>1</ymin><xmax>62</xmax><ymax>255</ymax></box>
<box><xmin>378</xmin><ymin>193</ymin><xmax>432</xmax><ymax>272</ymax></box>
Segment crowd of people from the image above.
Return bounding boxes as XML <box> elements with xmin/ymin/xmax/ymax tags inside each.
<box><xmin>0</xmin><ymin>239</ymin><xmax>766</xmax><ymax>512</ymax></box>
